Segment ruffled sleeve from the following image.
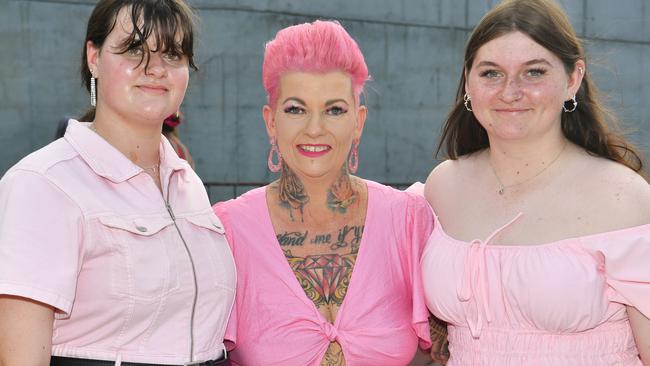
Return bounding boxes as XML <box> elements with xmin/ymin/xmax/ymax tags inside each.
<box><xmin>404</xmin><ymin>190</ymin><xmax>435</xmax><ymax>349</ymax></box>
<box><xmin>589</xmin><ymin>225</ymin><xmax>650</xmax><ymax>318</ymax></box>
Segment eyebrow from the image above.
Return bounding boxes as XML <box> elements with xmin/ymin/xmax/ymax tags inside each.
<box><xmin>325</xmin><ymin>98</ymin><xmax>349</xmax><ymax>107</ymax></box>
<box><xmin>282</xmin><ymin>97</ymin><xmax>306</xmax><ymax>105</ymax></box>
<box><xmin>281</xmin><ymin>97</ymin><xmax>350</xmax><ymax>106</ymax></box>
<box><xmin>475</xmin><ymin>58</ymin><xmax>553</xmax><ymax>68</ymax></box>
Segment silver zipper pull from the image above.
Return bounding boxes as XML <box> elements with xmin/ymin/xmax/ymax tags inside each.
<box><xmin>165</xmin><ymin>201</ymin><xmax>176</xmax><ymax>221</ymax></box>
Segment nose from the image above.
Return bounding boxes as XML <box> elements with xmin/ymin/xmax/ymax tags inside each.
<box><xmin>144</xmin><ymin>52</ymin><xmax>167</xmax><ymax>78</ymax></box>
<box><xmin>498</xmin><ymin>77</ymin><xmax>523</xmax><ymax>103</ymax></box>
<box><xmin>304</xmin><ymin>112</ymin><xmax>325</xmax><ymax>137</ymax></box>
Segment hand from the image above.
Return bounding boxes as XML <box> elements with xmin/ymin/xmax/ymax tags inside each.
<box><xmin>429</xmin><ymin>336</ymin><xmax>449</xmax><ymax>365</ymax></box>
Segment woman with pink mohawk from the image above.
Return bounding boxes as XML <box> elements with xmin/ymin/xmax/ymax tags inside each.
<box><xmin>214</xmin><ymin>20</ymin><xmax>445</xmax><ymax>365</ymax></box>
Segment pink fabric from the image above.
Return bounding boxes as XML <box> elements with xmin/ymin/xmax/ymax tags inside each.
<box><xmin>213</xmin><ymin>181</ymin><xmax>432</xmax><ymax>366</ymax></box>
<box><xmin>0</xmin><ymin>120</ymin><xmax>236</xmax><ymax>364</ymax></box>
<box><xmin>411</xmin><ymin>182</ymin><xmax>650</xmax><ymax>365</ymax></box>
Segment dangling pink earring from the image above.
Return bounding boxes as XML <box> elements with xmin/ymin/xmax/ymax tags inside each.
<box><xmin>267</xmin><ymin>138</ymin><xmax>282</xmax><ymax>172</ymax></box>
<box><xmin>348</xmin><ymin>139</ymin><xmax>359</xmax><ymax>174</ymax></box>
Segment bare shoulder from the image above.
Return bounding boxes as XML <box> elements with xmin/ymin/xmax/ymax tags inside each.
<box><xmin>583</xmin><ymin>155</ymin><xmax>650</xmax><ymax>225</ymax></box>
<box><xmin>424</xmin><ymin>154</ymin><xmax>478</xmax><ymax>208</ymax></box>
<box><xmin>424</xmin><ymin>159</ymin><xmax>455</xmax><ymax>204</ymax></box>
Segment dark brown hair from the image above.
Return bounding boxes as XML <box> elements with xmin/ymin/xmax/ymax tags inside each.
<box><xmin>79</xmin><ymin>0</ymin><xmax>197</xmax><ymax>122</ymax></box>
<box><xmin>437</xmin><ymin>0</ymin><xmax>643</xmax><ymax>173</ymax></box>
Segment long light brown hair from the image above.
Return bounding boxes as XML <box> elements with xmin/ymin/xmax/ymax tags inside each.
<box><xmin>437</xmin><ymin>0</ymin><xmax>643</xmax><ymax>174</ymax></box>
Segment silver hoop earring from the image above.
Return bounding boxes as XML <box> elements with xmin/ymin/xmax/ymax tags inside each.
<box><xmin>90</xmin><ymin>76</ymin><xmax>97</xmax><ymax>107</ymax></box>
<box><xmin>563</xmin><ymin>95</ymin><xmax>577</xmax><ymax>113</ymax></box>
<box><xmin>463</xmin><ymin>93</ymin><xmax>472</xmax><ymax>112</ymax></box>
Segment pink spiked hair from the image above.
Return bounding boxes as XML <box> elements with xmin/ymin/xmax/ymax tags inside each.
<box><xmin>262</xmin><ymin>20</ymin><xmax>369</xmax><ymax>108</ymax></box>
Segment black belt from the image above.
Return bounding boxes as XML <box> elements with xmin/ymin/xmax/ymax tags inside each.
<box><xmin>50</xmin><ymin>353</ymin><xmax>228</xmax><ymax>366</ymax></box>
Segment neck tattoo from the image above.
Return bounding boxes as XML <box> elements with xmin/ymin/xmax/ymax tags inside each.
<box><xmin>277</xmin><ymin>164</ymin><xmax>310</xmax><ymax>222</ymax></box>
<box><xmin>489</xmin><ymin>142</ymin><xmax>567</xmax><ymax>195</ymax></box>
<box><xmin>327</xmin><ymin>165</ymin><xmax>357</xmax><ymax>214</ymax></box>
<box><xmin>276</xmin><ymin>165</ymin><xmax>358</xmax><ymax>221</ymax></box>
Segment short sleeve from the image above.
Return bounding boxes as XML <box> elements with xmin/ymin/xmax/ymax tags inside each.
<box><xmin>405</xmin><ymin>182</ymin><xmax>426</xmax><ymax>196</ymax></box>
<box><xmin>213</xmin><ymin>201</ymin><xmax>238</xmax><ymax>351</ymax></box>
<box><xmin>405</xmin><ymin>192</ymin><xmax>435</xmax><ymax>349</ymax></box>
<box><xmin>0</xmin><ymin>169</ymin><xmax>83</xmax><ymax>316</ymax></box>
<box><xmin>592</xmin><ymin>227</ymin><xmax>650</xmax><ymax>318</ymax></box>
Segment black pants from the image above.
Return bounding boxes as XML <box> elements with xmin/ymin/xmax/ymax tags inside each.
<box><xmin>50</xmin><ymin>354</ymin><xmax>229</xmax><ymax>366</ymax></box>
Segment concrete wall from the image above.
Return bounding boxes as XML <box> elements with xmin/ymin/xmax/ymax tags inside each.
<box><xmin>1</xmin><ymin>0</ymin><xmax>649</xmax><ymax>202</ymax></box>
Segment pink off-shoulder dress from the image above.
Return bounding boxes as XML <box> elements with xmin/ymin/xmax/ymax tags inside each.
<box><xmin>413</xmin><ymin>184</ymin><xmax>650</xmax><ymax>365</ymax></box>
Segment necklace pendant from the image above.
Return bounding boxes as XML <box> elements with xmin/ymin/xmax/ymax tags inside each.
<box><xmin>498</xmin><ymin>187</ymin><xmax>505</xmax><ymax>195</ymax></box>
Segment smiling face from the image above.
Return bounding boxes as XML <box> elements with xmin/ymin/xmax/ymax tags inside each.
<box><xmin>465</xmin><ymin>31</ymin><xmax>583</xmax><ymax>142</ymax></box>
<box><xmin>263</xmin><ymin>71</ymin><xmax>366</xmax><ymax>183</ymax></box>
<box><xmin>87</xmin><ymin>7</ymin><xmax>189</xmax><ymax>126</ymax></box>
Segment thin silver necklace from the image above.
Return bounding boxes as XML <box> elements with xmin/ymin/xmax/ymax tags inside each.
<box><xmin>89</xmin><ymin>123</ymin><xmax>160</xmax><ymax>173</ymax></box>
<box><xmin>489</xmin><ymin>142</ymin><xmax>567</xmax><ymax>195</ymax></box>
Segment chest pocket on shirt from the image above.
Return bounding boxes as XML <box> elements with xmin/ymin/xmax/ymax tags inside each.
<box><xmin>184</xmin><ymin>214</ymin><xmax>236</xmax><ymax>291</ymax></box>
<box><xmin>99</xmin><ymin>215</ymin><xmax>180</xmax><ymax>301</ymax></box>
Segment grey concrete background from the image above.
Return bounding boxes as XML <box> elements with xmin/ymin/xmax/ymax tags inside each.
<box><xmin>1</xmin><ymin>0</ymin><xmax>649</xmax><ymax>203</ymax></box>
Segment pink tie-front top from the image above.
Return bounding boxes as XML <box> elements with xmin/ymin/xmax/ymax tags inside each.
<box><xmin>213</xmin><ymin>181</ymin><xmax>433</xmax><ymax>366</ymax></box>
<box><xmin>411</xmin><ymin>182</ymin><xmax>650</xmax><ymax>366</ymax></box>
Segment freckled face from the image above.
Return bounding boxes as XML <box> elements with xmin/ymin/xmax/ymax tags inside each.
<box><xmin>88</xmin><ymin>7</ymin><xmax>189</xmax><ymax>126</ymax></box>
<box><xmin>263</xmin><ymin>71</ymin><xmax>366</xmax><ymax>182</ymax></box>
<box><xmin>465</xmin><ymin>31</ymin><xmax>582</xmax><ymax>142</ymax></box>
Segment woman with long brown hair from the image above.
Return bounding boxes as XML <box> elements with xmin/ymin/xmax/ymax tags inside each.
<box><xmin>420</xmin><ymin>0</ymin><xmax>650</xmax><ymax>364</ymax></box>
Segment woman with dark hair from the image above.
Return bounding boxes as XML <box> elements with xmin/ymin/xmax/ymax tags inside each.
<box><xmin>214</xmin><ymin>20</ymin><xmax>443</xmax><ymax>365</ymax></box>
<box><xmin>0</xmin><ymin>1</ymin><xmax>234</xmax><ymax>365</ymax></box>
<box><xmin>419</xmin><ymin>0</ymin><xmax>650</xmax><ymax>364</ymax></box>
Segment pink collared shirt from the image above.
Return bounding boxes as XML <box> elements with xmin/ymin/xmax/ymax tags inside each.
<box><xmin>0</xmin><ymin>120</ymin><xmax>236</xmax><ymax>364</ymax></box>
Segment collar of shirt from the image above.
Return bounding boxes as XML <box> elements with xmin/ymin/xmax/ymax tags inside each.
<box><xmin>63</xmin><ymin>119</ymin><xmax>189</xmax><ymax>184</ymax></box>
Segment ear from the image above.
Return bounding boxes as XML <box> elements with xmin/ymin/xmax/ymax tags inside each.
<box><xmin>262</xmin><ymin>105</ymin><xmax>276</xmax><ymax>140</ymax></box>
<box><xmin>567</xmin><ymin>59</ymin><xmax>585</xmax><ymax>99</ymax></box>
<box><xmin>86</xmin><ymin>40</ymin><xmax>100</xmax><ymax>77</ymax></box>
<box><xmin>353</xmin><ymin>105</ymin><xmax>367</xmax><ymax>141</ymax></box>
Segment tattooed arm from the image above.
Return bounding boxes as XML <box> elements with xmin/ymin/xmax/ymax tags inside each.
<box><xmin>429</xmin><ymin>315</ymin><xmax>449</xmax><ymax>364</ymax></box>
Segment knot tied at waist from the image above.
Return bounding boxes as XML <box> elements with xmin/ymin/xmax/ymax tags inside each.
<box><xmin>321</xmin><ymin>322</ymin><xmax>339</xmax><ymax>342</ymax></box>
<box><xmin>456</xmin><ymin>213</ymin><xmax>522</xmax><ymax>339</ymax></box>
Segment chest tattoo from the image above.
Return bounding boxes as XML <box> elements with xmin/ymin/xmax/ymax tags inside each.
<box><xmin>277</xmin><ymin>225</ymin><xmax>364</xmax><ymax>251</ymax></box>
<box><xmin>322</xmin><ymin>342</ymin><xmax>345</xmax><ymax>366</ymax></box>
<box><xmin>279</xmin><ymin>225</ymin><xmax>364</xmax><ymax>307</ymax></box>
<box><xmin>286</xmin><ymin>251</ymin><xmax>356</xmax><ymax>306</ymax></box>
<box><xmin>276</xmin><ymin>231</ymin><xmax>308</xmax><ymax>246</ymax></box>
